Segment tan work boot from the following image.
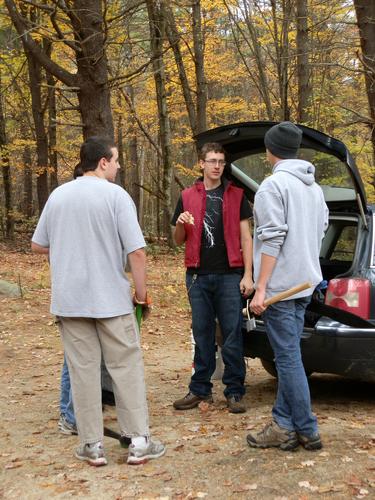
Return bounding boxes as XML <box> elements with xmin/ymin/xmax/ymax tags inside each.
<box><xmin>246</xmin><ymin>421</ymin><xmax>299</xmax><ymax>451</ymax></box>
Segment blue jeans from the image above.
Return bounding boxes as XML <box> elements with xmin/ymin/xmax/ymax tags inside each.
<box><xmin>60</xmin><ymin>355</ymin><xmax>76</xmax><ymax>426</ymax></box>
<box><xmin>187</xmin><ymin>273</ymin><xmax>246</xmax><ymax>398</ymax></box>
<box><xmin>263</xmin><ymin>297</ymin><xmax>318</xmax><ymax>437</ymax></box>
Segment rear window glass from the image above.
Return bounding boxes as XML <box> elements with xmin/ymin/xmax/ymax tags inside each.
<box><xmin>232</xmin><ymin>149</ymin><xmax>355</xmax><ymax>198</ymax></box>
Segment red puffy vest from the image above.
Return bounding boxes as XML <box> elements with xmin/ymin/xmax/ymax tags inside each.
<box><xmin>181</xmin><ymin>180</ymin><xmax>244</xmax><ymax>269</ymax></box>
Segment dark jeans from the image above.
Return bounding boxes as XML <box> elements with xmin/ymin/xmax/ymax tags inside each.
<box><xmin>186</xmin><ymin>273</ymin><xmax>246</xmax><ymax>398</ymax></box>
<box><xmin>263</xmin><ymin>296</ymin><xmax>318</xmax><ymax>437</ymax></box>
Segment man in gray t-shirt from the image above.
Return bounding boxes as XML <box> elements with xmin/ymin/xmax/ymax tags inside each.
<box><xmin>32</xmin><ymin>136</ymin><xmax>165</xmax><ymax>466</ymax></box>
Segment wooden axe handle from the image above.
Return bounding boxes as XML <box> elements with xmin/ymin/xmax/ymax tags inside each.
<box><xmin>242</xmin><ymin>282</ymin><xmax>312</xmax><ymax>316</ymax></box>
<box><xmin>264</xmin><ymin>282</ymin><xmax>313</xmax><ymax>306</ymax></box>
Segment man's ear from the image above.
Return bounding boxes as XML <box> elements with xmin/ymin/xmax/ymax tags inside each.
<box><xmin>98</xmin><ymin>156</ymin><xmax>107</xmax><ymax>171</ymax></box>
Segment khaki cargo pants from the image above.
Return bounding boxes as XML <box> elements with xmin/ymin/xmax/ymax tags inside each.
<box><xmin>58</xmin><ymin>314</ymin><xmax>149</xmax><ymax>444</ymax></box>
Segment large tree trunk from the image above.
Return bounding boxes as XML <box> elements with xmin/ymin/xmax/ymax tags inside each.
<box><xmin>5</xmin><ymin>0</ymin><xmax>114</xmax><ymax>141</ymax></box>
<box><xmin>70</xmin><ymin>0</ymin><xmax>114</xmax><ymax>139</ymax></box>
<box><xmin>0</xmin><ymin>71</ymin><xmax>14</xmax><ymax>239</ymax></box>
<box><xmin>146</xmin><ymin>0</ymin><xmax>174</xmax><ymax>246</ymax></box>
<box><xmin>353</xmin><ymin>0</ymin><xmax>375</xmax><ymax>181</ymax></box>
<box><xmin>296</xmin><ymin>0</ymin><xmax>312</xmax><ymax>124</ymax></box>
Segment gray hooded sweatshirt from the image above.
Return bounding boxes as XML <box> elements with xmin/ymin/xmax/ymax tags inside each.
<box><xmin>253</xmin><ymin>159</ymin><xmax>329</xmax><ymax>299</ymax></box>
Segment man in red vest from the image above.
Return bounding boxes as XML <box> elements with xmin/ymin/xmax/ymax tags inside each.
<box><xmin>172</xmin><ymin>142</ymin><xmax>253</xmax><ymax>413</ymax></box>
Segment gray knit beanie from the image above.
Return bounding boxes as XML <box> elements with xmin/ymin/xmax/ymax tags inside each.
<box><xmin>264</xmin><ymin>121</ymin><xmax>302</xmax><ymax>159</ymax></box>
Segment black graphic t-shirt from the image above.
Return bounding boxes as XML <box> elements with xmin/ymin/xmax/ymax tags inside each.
<box><xmin>171</xmin><ymin>184</ymin><xmax>252</xmax><ymax>275</ymax></box>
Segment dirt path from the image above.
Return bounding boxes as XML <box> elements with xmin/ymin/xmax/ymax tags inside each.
<box><xmin>0</xmin><ymin>245</ymin><xmax>374</xmax><ymax>499</ymax></box>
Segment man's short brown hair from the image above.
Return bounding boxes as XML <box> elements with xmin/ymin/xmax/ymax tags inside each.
<box><xmin>198</xmin><ymin>142</ymin><xmax>226</xmax><ymax>161</ymax></box>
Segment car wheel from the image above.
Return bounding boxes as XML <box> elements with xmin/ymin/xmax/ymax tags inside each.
<box><xmin>260</xmin><ymin>358</ymin><xmax>312</xmax><ymax>378</ymax></box>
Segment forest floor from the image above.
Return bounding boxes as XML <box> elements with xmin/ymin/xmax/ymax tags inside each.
<box><xmin>0</xmin><ymin>242</ymin><xmax>374</xmax><ymax>500</ymax></box>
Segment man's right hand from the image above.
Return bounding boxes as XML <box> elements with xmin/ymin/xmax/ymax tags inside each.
<box><xmin>250</xmin><ymin>288</ymin><xmax>266</xmax><ymax>316</ymax></box>
<box><xmin>176</xmin><ymin>211</ymin><xmax>194</xmax><ymax>225</ymax></box>
<box><xmin>133</xmin><ymin>293</ymin><xmax>152</xmax><ymax>320</ymax></box>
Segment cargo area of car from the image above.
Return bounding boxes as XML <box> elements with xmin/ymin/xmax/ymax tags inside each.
<box><xmin>302</xmin><ymin>212</ymin><xmax>360</xmax><ymax>327</ymax></box>
<box><xmin>319</xmin><ymin>213</ymin><xmax>359</xmax><ymax>282</ymax></box>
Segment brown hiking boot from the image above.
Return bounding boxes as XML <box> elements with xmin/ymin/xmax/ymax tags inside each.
<box><xmin>246</xmin><ymin>421</ymin><xmax>299</xmax><ymax>451</ymax></box>
<box><xmin>226</xmin><ymin>395</ymin><xmax>246</xmax><ymax>414</ymax></box>
<box><xmin>297</xmin><ymin>432</ymin><xmax>322</xmax><ymax>450</ymax></box>
<box><xmin>173</xmin><ymin>391</ymin><xmax>213</xmax><ymax>410</ymax></box>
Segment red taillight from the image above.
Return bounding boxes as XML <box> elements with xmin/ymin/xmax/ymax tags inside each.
<box><xmin>325</xmin><ymin>278</ymin><xmax>371</xmax><ymax>319</ymax></box>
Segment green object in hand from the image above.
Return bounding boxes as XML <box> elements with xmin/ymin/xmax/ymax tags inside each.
<box><xmin>135</xmin><ymin>304</ymin><xmax>143</xmax><ymax>328</ymax></box>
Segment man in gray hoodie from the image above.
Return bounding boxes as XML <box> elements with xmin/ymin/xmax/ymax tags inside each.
<box><xmin>247</xmin><ymin>122</ymin><xmax>328</xmax><ymax>451</ymax></box>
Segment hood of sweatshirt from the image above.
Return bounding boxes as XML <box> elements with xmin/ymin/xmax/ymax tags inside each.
<box><xmin>273</xmin><ymin>159</ymin><xmax>315</xmax><ymax>186</ymax></box>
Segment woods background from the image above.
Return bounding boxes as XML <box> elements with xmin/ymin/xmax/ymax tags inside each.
<box><xmin>0</xmin><ymin>0</ymin><xmax>374</xmax><ymax>245</ymax></box>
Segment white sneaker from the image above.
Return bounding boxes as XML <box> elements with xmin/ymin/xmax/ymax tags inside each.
<box><xmin>75</xmin><ymin>441</ymin><xmax>107</xmax><ymax>466</ymax></box>
<box><xmin>127</xmin><ymin>438</ymin><xmax>166</xmax><ymax>465</ymax></box>
<box><xmin>58</xmin><ymin>415</ymin><xmax>78</xmax><ymax>435</ymax></box>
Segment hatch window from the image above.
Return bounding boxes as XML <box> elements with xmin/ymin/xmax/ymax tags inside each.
<box><xmin>232</xmin><ymin>149</ymin><xmax>356</xmax><ymax>202</ymax></box>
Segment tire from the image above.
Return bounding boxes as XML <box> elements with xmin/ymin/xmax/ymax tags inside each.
<box><xmin>260</xmin><ymin>358</ymin><xmax>312</xmax><ymax>378</ymax></box>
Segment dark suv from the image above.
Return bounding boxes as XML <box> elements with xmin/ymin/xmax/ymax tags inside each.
<box><xmin>196</xmin><ymin>122</ymin><xmax>375</xmax><ymax>382</ymax></box>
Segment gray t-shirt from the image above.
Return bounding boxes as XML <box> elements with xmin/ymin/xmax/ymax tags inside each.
<box><xmin>32</xmin><ymin>176</ymin><xmax>146</xmax><ymax>318</ymax></box>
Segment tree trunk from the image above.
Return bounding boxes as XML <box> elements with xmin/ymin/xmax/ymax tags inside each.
<box><xmin>117</xmin><ymin>109</ymin><xmax>125</xmax><ymax>188</ymax></box>
<box><xmin>71</xmin><ymin>0</ymin><xmax>114</xmax><ymax>139</ymax></box>
<box><xmin>22</xmin><ymin>139</ymin><xmax>33</xmax><ymax>218</ymax></box>
<box><xmin>146</xmin><ymin>0</ymin><xmax>174</xmax><ymax>246</ymax></box>
<box><xmin>164</xmin><ymin>5</ymin><xmax>198</xmax><ymax>134</ymax></box>
<box><xmin>0</xmin><ymin>71</ymin><xmax>14</xmax><ymax>239</ymax></box>
<box><xmin>280</xmin><ymin>0</ymin><xmax>292</xmax><ymax>120</ymax></box>
<box><xmin>192</xmin><ymin>1</ymin><xmax>207</xmax><ymax>133</ymax></box>
<box><xmin>241</xmin><ymin>1</ymin><xmax>274</xmax><ymax>120</ymax></box>
<box><xmin>138</xmin><ymin>146</ymin><xmax>145</xmax><ymax>229</ymax></box>
<box><xmin>24</xmin><ymin>40</ymin><xmax>49</xmax><ymax>214</ymax></box>
<box><xmin>5</xmin><ymin>0</ymin><xmax>114</xmax><ymax>140</ymax></box>
<box><xmin>353</xmin><ymin>0</ymin><xmax>375</xmax><ymax>181</ymax></box>
<box><xmin>126</xmin><ymin>86</ymin><xmax>140</xmax><ymax>211</ymax></box>
<box><xmin>47</xmin><ymin>74</ymin><xmax>58</xmax><ymax>191</ymax></box>
<box><xmin>270</xmin><ymin>0</ymin><xmax>291</xmax><ymax>120</ymax></box>
<box><xmin>296</xmin><ymin>0</ymin><xmax>312</xmax><ymax>123</ymax></box>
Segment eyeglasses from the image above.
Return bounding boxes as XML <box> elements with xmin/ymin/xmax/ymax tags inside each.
<box><xmin>204</xmin><ymin>159</ymin><xmax>226</xmax><ymax>166</ymax></box>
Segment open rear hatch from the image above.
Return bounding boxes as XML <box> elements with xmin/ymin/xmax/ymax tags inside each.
<box><xmin>196</xmin><ymin>121</ymin><xmax>373</xmax><ymax>327</ymax></box>
<box><xmin>195</xmin><ymin>121</ymin><xmax>367</xmax><ymax>217</ymax></box>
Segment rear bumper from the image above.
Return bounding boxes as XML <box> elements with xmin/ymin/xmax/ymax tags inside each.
<box><xmin>243</xmin><ymin>318</ymin><xmax>375</xmax><ymax>382</ymax></box>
